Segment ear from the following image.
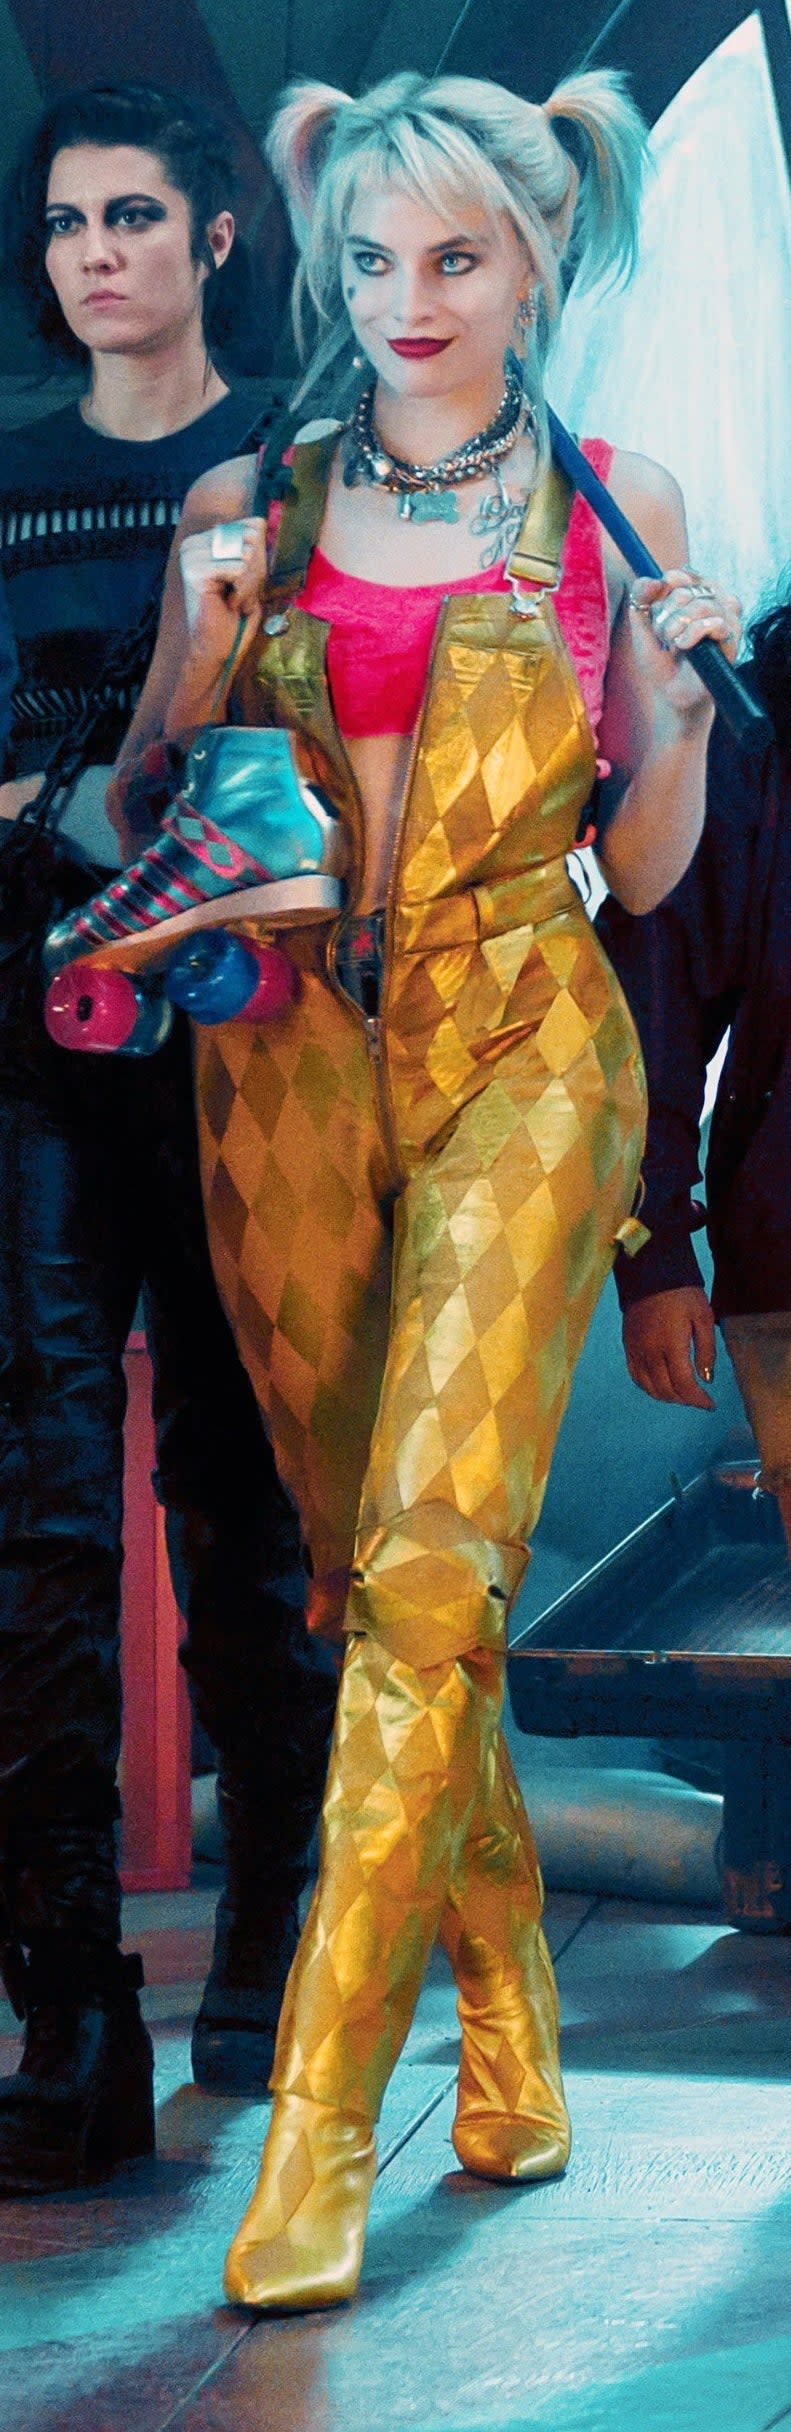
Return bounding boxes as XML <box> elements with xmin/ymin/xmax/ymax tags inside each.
<box><xmin>513</xmin><ymin>254</ymin><xmax>539</xmax><ymax>323</ymax></box>
<box><xmin>203</xmin><ymin>210</ymin><xmax>235</xmax><ymax>273</ymax></box>
<box><xmin>515</xmin><ymin>242</ymin><xmax>539</xmax><ymax>302</ymax></box>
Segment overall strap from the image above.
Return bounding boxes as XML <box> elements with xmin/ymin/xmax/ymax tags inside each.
<box><xmin>266</xmin><ymin>427</ymin><xmax>340</xmax><ymax>592</ymax></box>
<box><xmin>507</xmin><ymin>457</ymin><xmax>574</xmax><ymax>590</ymax></box>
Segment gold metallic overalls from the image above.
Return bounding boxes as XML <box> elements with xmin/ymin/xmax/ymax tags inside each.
<box><xmin>197</xmin><ymin>437</ymin><xmax>647</xmax><ymax>2288</ymax></box>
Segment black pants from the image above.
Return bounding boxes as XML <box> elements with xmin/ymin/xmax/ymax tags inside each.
<box><xmin>0</xmin><ymin>975</ymin><xmax>336</xmax><ymax>1947</ymax></box>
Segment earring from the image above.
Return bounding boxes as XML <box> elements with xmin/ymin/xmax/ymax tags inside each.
<box><xmin>517</xmin><ymin>292</ymin><xmax>538</xmax><ymax>335</ymax></box>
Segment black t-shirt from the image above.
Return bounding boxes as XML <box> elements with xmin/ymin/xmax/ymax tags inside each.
<box><xmin>0</xmin><ymin>390</ymin><xmax>259</xmax><ymax>777</ymax></box>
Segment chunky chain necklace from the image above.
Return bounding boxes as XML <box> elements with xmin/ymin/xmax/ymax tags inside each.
<box><xmin>343</xmin><ymin>360</ymin><xmax>535</xmax><ymax>525</ymax></box>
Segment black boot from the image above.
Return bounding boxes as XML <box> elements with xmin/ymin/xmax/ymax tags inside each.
<box><xmin>0</xmin><ymin>1933</ymin><xmax>155</xmax><ymax>2193</ymax></box>
<box><xmin>191</xmin><ymin>1773</ymin><xmax>317</xmax><ymax>2096</ymax></box>
<box><xmin>185</xmin><ymin>1547</ymin><xmax>338</xmax><ymax>2097</ymax></box>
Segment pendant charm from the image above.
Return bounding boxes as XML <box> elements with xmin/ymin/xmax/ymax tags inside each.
<box><xmin>398</xmin><ymin>491</ymin><xmax>460</xmax><ymax>524</ymax></box>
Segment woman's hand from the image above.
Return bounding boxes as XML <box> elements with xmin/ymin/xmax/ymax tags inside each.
<box><xmin>179</xmin><ymin>517</ymin><xmax>268</xmax><ymax>653</ymax></box>
<box><xmin>164</xmin><ymin>517</ymin><xmax>268</xmax><ymax>734</ymax></box>
<box><xmin>623</xmin><ymin>1286</ymin><xmax>716</xmax><ymax>1409</ymax></box>
<box><xmin>0</xmin><ymin>775</ymin><xmax>44</xmax><ymax>823</ymax></box>
<box><xmin>628</xmin><ymin>570</ymin><xmax>742</xmax><ymax>720</ymax></box>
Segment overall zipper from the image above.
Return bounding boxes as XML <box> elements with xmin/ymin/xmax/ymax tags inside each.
<box><xmin>317</xmin><ymin>600</ymin><xmax>451</xmax><ymax>1191</ymax></box>
<box><xmin>359</xmin><ymin>600</ymin><xmax>451</xmax><ymax>1182</ymax></box>
<box><xmin>321</xmin><ymin>720</ymin><xmax>404</xmax><ymax>1186</ymax></box>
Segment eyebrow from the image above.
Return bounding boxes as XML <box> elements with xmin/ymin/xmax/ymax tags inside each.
<box><xmin>44</xmin><ymin>190</ymin><xmax>166</xmax><ymax>213</ymax></box>
<box><xmin>346</xmin><ymin>230</ymin><xmax>490</xmax><ymax>254</ymax></box>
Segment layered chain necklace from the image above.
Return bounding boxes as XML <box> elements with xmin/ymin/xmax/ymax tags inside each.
<box><xmin>343</xmin><ymin>358</ymin><xmax>537</xmax><ymax>560</ymax></box>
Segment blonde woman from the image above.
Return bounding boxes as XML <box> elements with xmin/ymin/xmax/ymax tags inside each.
<box><xmin>52</xmin><ymin>68</ymin><xmax>739</xmax><ymax>2306</ymax></box>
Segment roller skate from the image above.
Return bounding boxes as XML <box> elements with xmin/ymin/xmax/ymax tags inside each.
<box><xmin>43</xmin><ymin>728</ymin><xmax>347</xmax><ymax>1054</ymax></box>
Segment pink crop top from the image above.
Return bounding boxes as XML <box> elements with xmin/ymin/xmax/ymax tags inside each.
<box><xmin>295</xmin><ymin>439</ymin><xmax>614</xmax><ymax>749</ymax></box>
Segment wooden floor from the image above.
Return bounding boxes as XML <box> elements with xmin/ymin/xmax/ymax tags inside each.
<box><xmin>4</xmin><ymin>1797</ymin><xmax>791</xmax><ymax>2432</ymax></box>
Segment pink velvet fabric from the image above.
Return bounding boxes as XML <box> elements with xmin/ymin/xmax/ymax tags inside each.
<box><xmin>294</xmin><ymin>438</ymin><xmax>614</xmax><ymax>748</ymax></box>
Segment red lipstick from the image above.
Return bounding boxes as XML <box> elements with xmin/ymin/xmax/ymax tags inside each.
<box><xmin>387</xmin><ymin>338</ymin><xmax>452</xmax><ymax>358</ymax></box>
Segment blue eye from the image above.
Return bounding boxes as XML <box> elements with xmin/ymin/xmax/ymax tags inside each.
<box><xmin>349</xmin><ymin>248</ymin><xmax>389</xmax><ymax>276</ymax></box>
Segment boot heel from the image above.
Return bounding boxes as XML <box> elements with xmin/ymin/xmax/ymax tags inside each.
<box><xmin>442</xmin><ymin>1745</ymin><xmax>571</xmax><ymax>2185</ymax></box>
<box><xmin>83</xmin><ymin>2046</ymin><xmax>156</xmax><ymax>2174</ymax></box>
<box><xmin>0</xmin><ymin>1938</ymin><xmax>156</xmax><ymax>2195</ymax></box>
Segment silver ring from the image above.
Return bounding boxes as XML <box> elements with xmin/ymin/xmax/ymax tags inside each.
<box><xmin>652</xmin><ymin>588</ymin><xmax>718</xmax><ymax>633</ymax></box>
<box><xmin>650</xmin><ymin>598</ymin><xmax>680</xmax><ymax>634</ymax></box>
<box><xmin>211</xmin><ymin>520</ymin><xmax>250</xmax><ymax>563</ymax></box>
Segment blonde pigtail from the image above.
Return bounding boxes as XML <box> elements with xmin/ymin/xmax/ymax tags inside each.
<box><xmin>543</xmin><ymin>68</ymin><xmax>648</xmax><ymax>292</ymax></box>
<box><xmin>266</xmin><ymin>81</ymin><xmax>351</xmax><ymax>248</ymax></box>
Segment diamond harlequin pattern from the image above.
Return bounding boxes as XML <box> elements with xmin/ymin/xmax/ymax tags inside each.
<box><xmin>442</xmin><ymin>1733</ymin><xmax>571</xmax><ymax>2173</ymax></box>
<box><xmin>195</xmin><ymin>590</ymin><xmax>646</xmax><ymax>1656</ymax></box>
<box><xmin>272</xmin><ymin>1636</ymin><xmax>506</xmax><ymax>2120</ymax></box>
<box><xmin>400</xmin><ymin>600</ymin><xmax>595</xmax><ymax>909</ymax></box>
<box><xmin>215</xmin><ymin>508</ymin><xmax>641</xmax><ymax>2304</ymax></box>
<box><xmin>194</xmin><ymin>961</ymin><xmax>395</xmax><ymax>1611</ymax></box>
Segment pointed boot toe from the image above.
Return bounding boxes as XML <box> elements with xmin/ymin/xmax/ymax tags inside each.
<box><xmin>223</xmin><ymin>2094</ymin><xmax>376</xmax><ymax>2313</ymax></box>
<box><xmin>452</xmin><ymin>2108</ymin><xmax>570</xmax><ymax>2183</ymax></box>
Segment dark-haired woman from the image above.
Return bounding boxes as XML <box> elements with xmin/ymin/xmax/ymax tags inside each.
<box><xmin>600</xmin><ymin>583</ymin><xmax>791</xmax><ymax>1557</ymax></box>
<box><xmin>0</xmin><ymin>82</ymin><xmax>335</xmax><ymax>2194</ymax></box>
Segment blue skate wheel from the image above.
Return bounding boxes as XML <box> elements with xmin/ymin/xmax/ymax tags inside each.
<box><xmin>165</xmin><ymin>930</ymin><xmax>270</xmax><ymax>1022</ymax></box>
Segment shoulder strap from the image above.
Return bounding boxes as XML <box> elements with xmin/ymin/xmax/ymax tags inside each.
<box><xmin>507</xmin><ymin>459</ymin><xmax>574</xmax><ymax>590</ymax></box>
<box><xmin>265</xmin><ymin>428</ymin><xmax>339</xmax><ymax>591</ymax></box>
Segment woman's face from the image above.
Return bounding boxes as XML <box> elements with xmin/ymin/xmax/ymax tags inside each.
<box><xmin>43</xmin><ymin>142</ymin><xmax>233</xmax><ymax>355</ymax></box>
<box><xmin>340</xmin><ymin>180</ymin><xmax>531</xmax><ymax>405</ymax></box>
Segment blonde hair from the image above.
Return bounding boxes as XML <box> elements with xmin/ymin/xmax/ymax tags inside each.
<box><xmin>266</xmin><ymin>68</ymin><xmax>649</xmax><ymax>418</ymax></box>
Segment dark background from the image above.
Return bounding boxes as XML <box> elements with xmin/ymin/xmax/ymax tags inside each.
<box><xmin>1</xmin><ymin>0</ymin><xmax>789</xmax><ymax>386</ymax></box>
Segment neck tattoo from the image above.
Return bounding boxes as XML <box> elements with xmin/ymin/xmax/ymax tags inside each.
<box><xmin>468</xmin><ymin>463</ymin><xmax>534</xmax><ymax>567</ymax></box>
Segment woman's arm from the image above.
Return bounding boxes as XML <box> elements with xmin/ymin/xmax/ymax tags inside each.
<box><xmin>106</xmin><ymin>451</ymin><xmax>263</xmax><ymax>845</ymax></box>
<box><xmin>596</xmin><ymin>452</ymin><xmax>741</xmax><ymax>912</ymax></box>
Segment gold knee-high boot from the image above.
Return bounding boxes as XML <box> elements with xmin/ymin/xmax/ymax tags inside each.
<box><xmin>440</xmin><ymin>1735</ymin><xmax>570</xmax><ymax>2182</ymax></box>
<box><xmin>224</xmin><ymin>1634</ymin><xmax>501</xmax><ymax>2312</ymax></box>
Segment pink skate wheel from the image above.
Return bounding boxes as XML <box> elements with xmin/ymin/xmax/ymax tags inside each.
<box><xmin>44</xmin><ymin>962</ymin><xmax>172</xmax><ymax>1055</ymax></box>
<box><xmin>238</xmin><ymin>942</ymin><xmax>298</xmax><ymax>1022</ymax></box>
